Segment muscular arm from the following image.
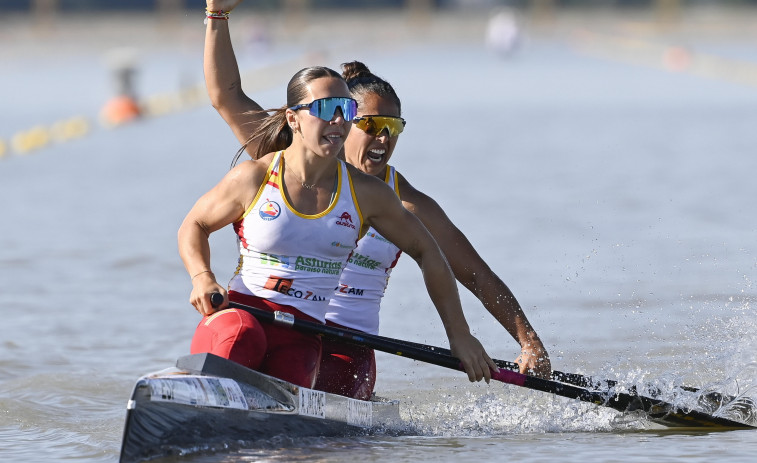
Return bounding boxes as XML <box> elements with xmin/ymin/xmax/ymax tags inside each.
<box><xmin>398</xmin><ymin>174</ymin><xmax>552</xmax><ymax>378</ymax></box>
<box><xmin>178</xmin><ymin>160</ymin><xmax>265</xmax><ymax>315</ymax></box>
<box><xmin>353</xmin><ymin>169</ymin><xmax>498</xmax><ymax>383</ymax></box>
<box><xmin>205</xmin><ymin>0</ymin><xmax>267</xmax><ymax>153</ymax></box>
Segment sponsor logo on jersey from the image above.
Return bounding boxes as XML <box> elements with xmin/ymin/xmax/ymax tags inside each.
<box><xmin>336</xmin><ymin>211</ymin><xmax>356</xmax><ymax>229</ymax></box>
<box><xmin>366</xmin><ymin>231</ymin><xmax>392</xmax><ymax>244</ymax></box>
<box><xmin>263</xmin><ymin>276</ymin><xmax>326</xmax><ymax>301</ymax></box>
<box><xmin>331</xmin><ymin>241</ymin><xmax>354</xmax><ymax>249</ymax></box>
<box><xmin>347</xmin><ymin>252</ymin><xmax>382</xmax><ymax>270</ymax></box>
<box><xmin>259</xmin><ymin>200</ymin><xmax>281</xmax><ymax>221</ymax></box>
<box><xmin>294</xmin><ymin>256</ymin><xmax>343</xmax><ymax>275</ymax></box>
<box><xmin>264</xmin><ymin>276</ymin><xmax>293</xmax><ymax>293</ymax></box>
<box><xmin>259</xmin><ymin>253</ymin><xmax>290</xmax><ymax>267</ymax></box>
<box><xmin>335</xmin><ymin>284</ymin><xmax>365</xmax><ymax>296</ymax></box>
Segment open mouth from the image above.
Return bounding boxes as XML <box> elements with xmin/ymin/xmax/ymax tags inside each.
<box><xmin>324</xmin><ymin>133</ymin><xmax>343</xmax><ymax>144</ymax></box>
<box><xmin>367</xmin><ymin>148</ymin><xmax>385</xmax><ymax>163</ymax></box>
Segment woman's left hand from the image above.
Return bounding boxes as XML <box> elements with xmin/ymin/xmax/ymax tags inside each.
<box><xmin>516</xmin><ymin>341</ymin><xmax>552</xmax><ymax>379</ymax></box>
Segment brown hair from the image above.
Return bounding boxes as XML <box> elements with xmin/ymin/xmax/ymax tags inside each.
<box><xmin>237</xmin><ymin>66</ymin><xmax>344</xmax><ymax>162</ymax></box>
<box><xmin>341</xmin><ymin>61</ymin><xmax>401</xmax><ymax>115</ymax></box>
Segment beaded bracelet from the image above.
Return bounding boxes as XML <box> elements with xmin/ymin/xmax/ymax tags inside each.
<box><xmin>204</xmin><ymin>9</ymin><xmax>229</xmax><ymax>24</ymax></box>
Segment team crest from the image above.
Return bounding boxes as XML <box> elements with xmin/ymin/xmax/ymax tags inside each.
<box><xmin>259</xmin><ymin>200</ymin><xmax>281</xmax><ymax>221</ymax></box>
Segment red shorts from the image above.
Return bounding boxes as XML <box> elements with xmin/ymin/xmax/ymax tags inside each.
<box><xmin>190</xmin><ymin>291</ymin><xmax>322</xmax><ymax>388</ymax></box>
<box><xmin>313</xmin><ymin>321</ymin><xmax>376</xmax><ymax>401</ymax></box>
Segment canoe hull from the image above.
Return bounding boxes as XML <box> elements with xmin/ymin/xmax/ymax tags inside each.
<box><xmin>119</xmin><ymin>353</ymin><xmax>402</xmax><ymax>462</ymax></box>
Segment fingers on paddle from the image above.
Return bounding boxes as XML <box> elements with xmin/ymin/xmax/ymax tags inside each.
<box><xmin>194</xmin><ymin>290</ymin><xmax>227</xmax><ymax>316</ymax></box>
<box><xmin>205</xmin><ymin>290</ymin><xmax>228</xmax><ymax>314</ymax></box>
<box><xmin>464</xmin><ymin>353</ymin><xmax>495</xmax><ymax>383</ymax></box>
<box><xmin>189</xmin><ymin>294</ymin><xmax>207</xmax><ymax>316</ymax></box>
<box><xmin>535</xmin><ymin>359</ymin><xmax>553</xmax><ymax>380</ymax></box>
<box><xmin>201</xmin><ymin>296</ymin><xmax>214</xmax><ymax>315</ymax></box>
<box><xmin>465</xmin><ymin>365</ymin><xmax>478</xmax><ymax>382</ymax></box>
<box><xmin>515</xmin><ymin>353</ymin><xmax>551</xmax><ymax>379</ymax></box>
<box><xmin>484</xmin><ymin>354</ymin><xmax>497</xmax><ymax>383</ymax></box>
<box><xmin>458</xmin><ymin>356</ymin><xmax>482</xmax><ymax>382</ymax></box>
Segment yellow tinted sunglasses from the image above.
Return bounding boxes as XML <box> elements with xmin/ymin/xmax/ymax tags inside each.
<box><xmin>353</xmin><ymin>115</ymin><xmax>406</xmax><ymax>137</ymax></box>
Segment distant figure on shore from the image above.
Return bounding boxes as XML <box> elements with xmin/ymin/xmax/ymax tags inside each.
<box><xmin>485</xmin><ymin>8</ymin><xmax>521</xmax><ymax>58</ymax></box>
<box><xmin>100</xmin><ymin>48</ymin><xmax>141</xmax><ymax>127</ymax></box>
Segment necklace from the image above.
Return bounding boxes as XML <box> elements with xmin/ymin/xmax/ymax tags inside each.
<box><xmin>285</xmin><ymin>161</ymin><xmax>317</xmax><ymax>190</ymax></box>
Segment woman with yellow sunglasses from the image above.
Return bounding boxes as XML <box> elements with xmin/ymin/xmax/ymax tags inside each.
<box><xmin>202</xmin><ymin>0</ymin><xmax>551</xmax><ymax>399</ymax></box>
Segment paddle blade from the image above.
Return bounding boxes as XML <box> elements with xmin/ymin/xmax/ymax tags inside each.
<box><xmin>492</xmin><ymin>369</ymin><xmax>755</xmax><ymax>429</ymax></box>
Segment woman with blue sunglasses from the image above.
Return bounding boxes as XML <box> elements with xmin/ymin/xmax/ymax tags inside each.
<box><xmin>181</xmin><ymin>47</ymin><xmax>498</xmax><ymax>391</ymax></box>
<box><xmin>200</xmin><ymin>0</ymin><xmax>551</xmax><ymax>397</ymax></box>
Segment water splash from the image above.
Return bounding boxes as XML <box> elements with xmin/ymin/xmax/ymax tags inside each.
<box><xmin>399</xmin><ymin>387</ymin><xmax>647</xmax><ymax>436</ymax></box>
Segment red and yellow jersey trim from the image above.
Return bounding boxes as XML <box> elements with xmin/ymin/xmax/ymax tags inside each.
<box><xmin>238</xmin><ymin>151</ymin><xmax>281</xmax><ymax>222</ymax></box>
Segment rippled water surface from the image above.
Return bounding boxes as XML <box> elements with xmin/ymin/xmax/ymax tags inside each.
<box><xmin>2</xmin><ymin>10</ymin><xmax>757</xmax><ymax>463</ymax></box>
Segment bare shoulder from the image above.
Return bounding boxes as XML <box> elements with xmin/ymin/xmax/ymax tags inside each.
<box><xmin>346</xmin><ymin>163</ymin><xmax>402</xmax><ymax>219</ymax></box>
<box><xmin>396</xmin><ymin>170</ymin><xmax>443</xmax><ymax>214</ymax></box>
<box><xmin>218</xmin><ymin>152</ymin><xmax>275</xmax><ymax>193</ymax></box>
<box><xmin>346</xmin><ymin>163</ymin><xmax>394</xmax><ymax>193</ymax></box>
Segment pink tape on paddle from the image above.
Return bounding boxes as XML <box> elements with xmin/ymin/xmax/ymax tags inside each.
<box><xmin>491</xmin><ymin>368</ymin><xmax>527</xmax><ymax>386</ymax></box>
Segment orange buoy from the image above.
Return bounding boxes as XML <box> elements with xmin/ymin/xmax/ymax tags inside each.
<box><xmin>100</xmin><ymin>95</ymin><xmax>141</xmax><ymax>127</ymax></box>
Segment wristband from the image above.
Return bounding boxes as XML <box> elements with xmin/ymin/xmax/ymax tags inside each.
<box><xmin>205</xmin><ymin>9</ymin><xmax>229</xmax><ymax>24</ymax></box>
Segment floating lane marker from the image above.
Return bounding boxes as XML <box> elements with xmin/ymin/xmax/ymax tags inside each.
<box><xmin>51</xmin><ymin>117</ymin><xmax>90</xmax><ymax>142</ymax></box>
<box><xmin>1</xmin><ymin>54</ymin><xmax>312</xmax><ymax>158</ymax></box>
<box><xmin>6</xmin><ymin>117</ymin><xmax>91</xmax><ymax>157</ymax></box>
<box><xmin>99</xmin><ymin>96</ymin><xmax>141</xmax><ymax>128</ymax></box>
<box><xmin>12</xmin><ymin>125</ymin><xmax>51</xmax><ymax>155</ymax></box>
<box><xmin>140</xmin><ymin>92</ymin><xmax>182</xmax><ymax>119</ymax></box>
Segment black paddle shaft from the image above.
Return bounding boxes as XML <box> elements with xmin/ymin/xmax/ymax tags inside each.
<box><xmin>382</xmin><ymin>336</ymin><xmax>736</xmax><ymax>406</ymax></box>
<box><xmin>207</xmin><ymin>293</ymin><xmax>753</xmax><ymax>429</ymax></box>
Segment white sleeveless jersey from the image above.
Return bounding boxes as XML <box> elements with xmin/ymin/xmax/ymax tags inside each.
<box><xmin>325</xmin><ymin>166</ymin><xmax>402</xmax><ymax>334</ymax></box>
<box><xmin>228</xmin><ymin>151</ymin><xmax>363</xmax><ymax>323</ymax></box>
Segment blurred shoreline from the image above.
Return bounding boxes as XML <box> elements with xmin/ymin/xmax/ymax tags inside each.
<box><xmin>3</xmin><ymin>4</ymin><xmax>756</xmax><ymax>158</ymax></box>
<box><xmin>3</xmin><ymin>5</ymin><xmax>757</xmax><ymax>59</ymax></box>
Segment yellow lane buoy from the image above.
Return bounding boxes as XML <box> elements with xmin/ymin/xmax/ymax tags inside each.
<box><xmin>51</xmin><ymin>116</ymin><xmax>91</xmax><ymax>142</ymax></box>
<box><xmin>11</xmin><ymin>126</ymin><xmax>51</xmax><ymax>154</ymax></box>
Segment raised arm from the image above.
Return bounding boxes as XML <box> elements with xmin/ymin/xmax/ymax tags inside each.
<box><xmin>398</xmin><ymin>174</ymin><xmax>552</xmax><ymax>379</ymax></box>
<box><xmin>205</xmin><ymin>0</ymin><xmax>267</xmax><ymax>152</ymax></box>
<box><xmin>353</xmin><ymin>169</ymin><xmax>498</xmax><ymax>383</ymax></box>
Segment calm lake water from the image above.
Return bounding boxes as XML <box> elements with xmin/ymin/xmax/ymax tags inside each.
<box><xmin>2</xmin><ymin>9</ymin><xmax>757</xmax><ymax>463</ymax></box>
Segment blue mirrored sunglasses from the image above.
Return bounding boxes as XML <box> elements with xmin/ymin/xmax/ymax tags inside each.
<box><xmin>288</xmin><ymin>97</ymin><xmax>358</xmax><ymax>122</ymax></box>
